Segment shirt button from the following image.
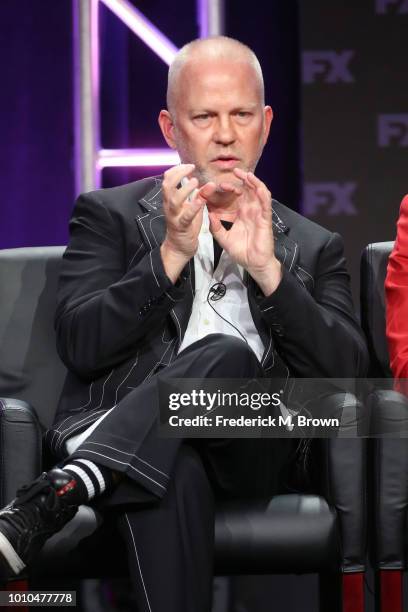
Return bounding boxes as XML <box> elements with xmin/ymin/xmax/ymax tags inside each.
<box><xmin>203</xmin><ymin>319</ymin><xmax>210</xmax><ymax>326</ymax></box>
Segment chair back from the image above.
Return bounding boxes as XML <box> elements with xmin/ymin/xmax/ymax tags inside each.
<box><xmin>360</xmin><ymin>242</ymin><xmax>394</xmax><ymax>377</ymax></box>
<box><xmin>0</xmin><ymin>247</ymin><xmax>67</xmax><ymax>428</ymax></box>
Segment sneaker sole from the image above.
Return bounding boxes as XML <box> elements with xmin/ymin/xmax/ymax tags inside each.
<box><xmin>0</xmin><ymin>531</ymin><xmax>25</xmax><ymax>578</ymax></box>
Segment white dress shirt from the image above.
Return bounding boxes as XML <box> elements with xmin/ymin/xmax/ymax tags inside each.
<box><xmin>178</xmin><ymin>207</ymin><xmax>265</xmax><ymax>362</ymax></box>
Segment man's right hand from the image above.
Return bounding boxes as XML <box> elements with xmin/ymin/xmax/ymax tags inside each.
<box><xmin>160</xmin><ymin>164</ymin><xmax>216</xmax><ymax>283</ymax></box>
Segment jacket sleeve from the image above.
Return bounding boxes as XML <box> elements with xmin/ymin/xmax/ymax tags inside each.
<box><xmin>255</xmin><ymin>231</ymin><xmax>368</xmax><ymax>377</ymax></box>
<box><xmin>385</xmin><ymin>195</ymin><xmax>408</xmax><ymax>379</ymax></box>
<box><xmin>55</xmin><ymin>192</ymin><xmax>189</xmax><ymax>379</ymax></box>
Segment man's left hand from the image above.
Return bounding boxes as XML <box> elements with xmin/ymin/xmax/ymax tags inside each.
<box><xmin>209</xmin><ymin>169</ymin><xmax>282</xmax><ymax>296</ymax></box>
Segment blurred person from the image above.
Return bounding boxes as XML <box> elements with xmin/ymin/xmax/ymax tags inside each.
<box><xmin>386</xmin><ymin>194</ymin><xmax>408</xmax><ymax>378</ymax></box>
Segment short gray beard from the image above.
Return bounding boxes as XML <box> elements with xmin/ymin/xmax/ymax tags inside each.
<box><xmin>193</xmin><ymin>166</ymin><xmax>249</xmax><ymax>191</ymax></box>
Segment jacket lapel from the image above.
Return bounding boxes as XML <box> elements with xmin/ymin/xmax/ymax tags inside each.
<box><xmin>135</xmin><ymin>180</ymin><xmax>195</xmax><ymax>343</ymax></box>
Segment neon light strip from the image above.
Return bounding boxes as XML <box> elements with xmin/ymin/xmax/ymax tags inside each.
<box><xmin>98</xmin><ymin>148</ymin><xmax>180</xmax><ymax>167</ymax></box>
<box><xmin>99</xmin><ymin>0</ymin><xmax>178</xmax><ymax>65</ymax></box>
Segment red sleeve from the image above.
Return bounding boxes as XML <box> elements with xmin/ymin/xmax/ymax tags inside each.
<box><xmin>385</xmin><ymin>194</ymin><xmax>408</xmax><ymax>379</ymax></box>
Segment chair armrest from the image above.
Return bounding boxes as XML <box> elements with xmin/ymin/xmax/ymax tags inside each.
<box><xmin>311</xmin><ymin>393</ymin><xmax>367</xmax><ymax>573</ymax></box>
<box><xmin>0</xmin><ymin>398</ymin><xmax>42</xmax><ymax>505</ymax></box>
<box><xmin>369</xmin><ymin>389</ymin><xmax>408</xmax><ymax>569</ymax></box>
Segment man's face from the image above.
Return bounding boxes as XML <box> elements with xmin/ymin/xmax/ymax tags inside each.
<box><xmin>161</xmin><ymin>58</ymin><xmax>273</xmax><ymax>189</ymax></box>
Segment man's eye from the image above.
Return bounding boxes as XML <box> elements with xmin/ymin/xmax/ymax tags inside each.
<box><xmin>194</xmin><ymin>114</ymin><xmax>210</xmax><ymax>120</ymax></box>
<box><xmin>237</xmin><ymin>111</ymin><xmax>250</xmax><ymax>118</ymax></box>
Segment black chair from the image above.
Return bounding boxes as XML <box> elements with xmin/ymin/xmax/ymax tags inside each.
<box><xmin>361</xmin><ymin>241</ymin><xmax>408</xmax><ymax>612</ymax></box>
<box><xmin>0</xmin><ymin>246</ymin><xmax>368</xmax><ymax>612</ymax></box>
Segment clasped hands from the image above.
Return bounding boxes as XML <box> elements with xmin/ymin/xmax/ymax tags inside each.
<box><xmin>160</xmin><ymin>164</ymin><xmax>282</xmax><ymax>296</ymax></box>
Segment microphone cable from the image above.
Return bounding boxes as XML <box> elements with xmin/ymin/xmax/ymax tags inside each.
<box><xmin>206</xmin><ymin>282</ymin><xmax>250</xmax><ymax>349</ymax></box>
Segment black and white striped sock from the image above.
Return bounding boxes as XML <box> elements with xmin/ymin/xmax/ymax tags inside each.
<box><xmin>62</xmin><ymin>459</ymin><xmax>114</xmax><ymax>502</ymax></box>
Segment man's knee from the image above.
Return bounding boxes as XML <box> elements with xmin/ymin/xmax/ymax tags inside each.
<box><xmin>187</xmin><ymin>333</ymin><xmax>261</xmax><ymax>373</ymax></box>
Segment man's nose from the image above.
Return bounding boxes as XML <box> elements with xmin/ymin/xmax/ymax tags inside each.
<box><xmin>213</xmin><ymin>117</ymin><xmax>236</xmax><ymax>145</ymax></box>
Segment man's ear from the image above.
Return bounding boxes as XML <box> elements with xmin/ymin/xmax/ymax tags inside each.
<box><xmin>262</xmin><ymin>106</ymin><xmax>273</xmax><ymax>146</ymax></box>
<box><xmin>158</xmin><ymin>110</ymin><xmax>177</xmax><ymax>149</ymax></box>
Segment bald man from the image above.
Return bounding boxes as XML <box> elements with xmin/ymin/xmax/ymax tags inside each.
<box><xmin>0</xmin><ymin>37</ymin><xmax>367</xmax><ymax>610</ymax></box>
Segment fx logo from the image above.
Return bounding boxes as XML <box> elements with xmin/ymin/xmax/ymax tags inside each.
<box><xmin>378</xmin><ymin>115</ymin><xmax>408</xmax><ymax>146</ymax></box>
<box><xmin>376</xmin><ymin>0</ymin><xmax>408</xmax><ymax>13</ymax></box>
<box><xmin>302</xmin><ymin>51</ymin><xmax>354</xmax><ymax>84</ymax></box>
<box><xmin>304</xmin><ymin>183</ymin><xmax>357</xmax><ymax>216</ymax></box>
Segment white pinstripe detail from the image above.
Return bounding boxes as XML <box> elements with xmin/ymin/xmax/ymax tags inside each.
<box><xmin>272</xmin><ymin>209</ymin><xmax>286</xmax><ymax>229</ymax></box>
<box><xmin>137</xmin><ymin>214</ymin><xmax>152</xmax><ymax>250</ymax></box>
<box><xmin>80</xmin><ymin>441</ymin><xmax>170</xmax><ymax>479</ymax></box>
<box><xmin>53</xmin><ymin>366</ymin><xmax>113</xmax><ymax>447</ymax></box>
<box><xmin>171</xmin><ymin>309</ymin><xmax>182</xmax><ymax>344</ymax></box>
<box><xmin>65</xmin><ymin>408</ymin><xmax>115</xmax><ymax>455</ymax></box>
<box><xmin>261</xmin><ymin>328</ymin><xmax>273</xmax><ymax>367</ymax></box>
<box><xmin>94</xmin><ymin>369</ymin><xmax>114</xmax><ymax>409</ymax></box>
<box><xmin>56</xmin><ymin>409</ymin><xmax>109</xmax><ymax>450</ymax></box>
<box><xmin>164</xmin><ymin>290</ymin><xmax>176</xmax><ymax>302</ymax></box>
<box><xmin>146</xmin><ymin>185</ymin><xmax>161</xmax><ymax>202</ymax></box>
<box><xmin>149</xmin><ymin>214</ymin><xmax>165</xmax><ymax>247</ymax></box>
<box><xmin>282</xmin><ymin>245</ymin><xmax>288</xmax><ymax>266</ymax></box>
<box><xmin>78</xmin><ymin>382</ymin><xmax>94</xmax><ymax>410</ymax></box>
<box><xmin>127</xmin><ymin>243</ymin><xmax>145</xmax><ymax>268</ymax></box>
<box><xmin>115</xmin><ymin>354</ymin><xmax>139</xmax><ymax>405</ymax></box>
<box><xmin>294</xmin><ymin>269</ymin><xmax>306</xmax><ymax>289</ymax></box>
<box><xmin>63</xmin><ymin>355</ymin><xmax>140</xmax><ymax>450</ymax></box>
<box><xmin>263</xmin><ymin>347</ymin><xmax>276</xmax><ymax>371</ymax></box>
<box><xmin>125</xmin><ymin>513</ymin><xmax>152</xmax><ymax>612</ymax></box>
<box><xmin>161</xmin><ymin>341</ymin><xmax>176</xmax><ymax>366</ymax></box>
<box><xmin>289</xmin><ymin>242</ymin><xmax>297</xmax><ymax>271</ymax></box>
<box><xmin>51</xmin><ymin>382</ymin><xmax>94</xmax><ymax>449</ymax></box>
<box><xmin>74</xmin><ymin>449</ymin><xmax>166</xmax><ymax>491</ymax></box>
<box><xmin>261</xmin><ymin>305</ymin><xmax>275</xmax><ymax>313</ymax></box>
<box><xmin>140</xmin><ymin>198</ymin><xmax>156</xmax><ymax>210</ymax></box>
<box><xmin>161</xmin><ymin>328</ymin><xmax>173</xmax><ymax>344</ymax></box>
<box><xmin>149</xmin><ymin>251</ymin><xmax>161</xmax><ymax>288</ymax></box>
<box><xmin>141</xmin><ymin>339</ymin><xmax>175</xmax><ymax>382</ymax></box>
<box><xmin>296</xmin><ymin>264</ymin><xmax>314</xmax><ymax>283</ymax></box>
<box><xmin>296</xmin><ymin>265</ymin><xmax>315</xmax><ymax>290</ymax></box>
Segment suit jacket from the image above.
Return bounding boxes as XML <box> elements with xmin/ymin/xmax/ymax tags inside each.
<box><xmin>386</xmin><ymin>194</ymin><xmax>408</xmax><ymax>378</ymax></box>
<box><xmin>46</xmin><ymin>176</ymin><xmax>368</xmax><ymax>457</ymax></box>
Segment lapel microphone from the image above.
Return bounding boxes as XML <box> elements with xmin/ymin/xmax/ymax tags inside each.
<box><xmin>209</xmin><ymin>282</ymin><xmax>227</xmax><ymax>301</ymax></box>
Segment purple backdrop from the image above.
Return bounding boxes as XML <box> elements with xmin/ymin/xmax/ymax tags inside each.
<box><xmin>0</xmin><ymin>0</ymin><xmax>300</xmax><ymax>250</ymax></box>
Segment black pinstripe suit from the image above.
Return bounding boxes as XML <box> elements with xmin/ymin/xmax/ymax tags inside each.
<box><xmin>44</xmin><ymin>176</ymin><xmax>368</xmax><ymax>611</ymax></box>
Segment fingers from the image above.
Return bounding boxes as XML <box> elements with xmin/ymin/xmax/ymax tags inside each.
<box><xmin>162</xmin><ymin>164</ymin><xmax>197</xmax><ymax>209</ymax></box>
<box><xmin>208</xmin><ymin>213</ymin><xmax>229</xmax><ymax>249</ymax></box>
<box><xmin>218</xmin><ymin>182</ymin><xmax>244</xmax><ymax>197</ymax></box>
<box><xmin>178</xmin><ymin>197</ymin><xmax>205</xmax><ymax>227</ymax></box>
<box><xmin>177</xmin><ymin>182</ymin><xmax>217</xmax><ymax>228</ymax></box>
<box><xmin>175</xmin><ymin>177</ymin><xmax>199</xmax><ymax>206</ymax></box>
<box><xmin>196</xmin><ymin>181</ymin><xmax>217</xmax><ymax>202</ymax></box>
<box><xmin>163</xmin><ymin>164</ymin><xmax>195</xmax><ymax>191</ymax></box>
<box><xmin>233</xmin><ymin>168</ymin><xmax>272</xmax><ymax>217</ymax></box>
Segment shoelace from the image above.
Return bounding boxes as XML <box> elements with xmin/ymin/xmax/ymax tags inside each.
<box><xmin>15</xmin><ymin>474</ymin><xmax>55</xmax><ymax>505</ymax></box>
<box><xmin>1</xmin><ymin>476</ymin><xmax>60</xmax><ymax>533</ymax></box>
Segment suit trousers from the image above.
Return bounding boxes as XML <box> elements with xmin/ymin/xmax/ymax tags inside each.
<box><xmin>67</xmin><ymin>334</ymin><xmax>292</xmax><ymax>612</ymax></box>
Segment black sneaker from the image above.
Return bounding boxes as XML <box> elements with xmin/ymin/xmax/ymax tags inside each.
<box><xmin>0</xmin><ymin>468</ymin><xmax>80</xmax><ymax>580</ymax></box>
